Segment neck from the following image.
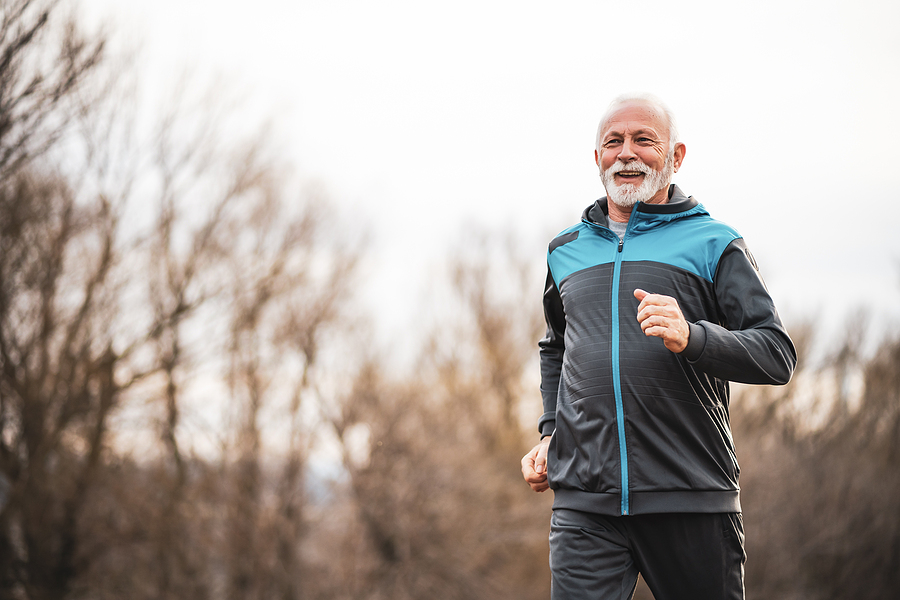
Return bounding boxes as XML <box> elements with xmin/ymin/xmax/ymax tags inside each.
<box><xmin>607</xmin><ymin>202</ymin><xmax>633</xmax><ymax>223</ymax></box>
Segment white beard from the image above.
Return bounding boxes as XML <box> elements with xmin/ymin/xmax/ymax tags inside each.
<box><xmin>601</xmin><ymin>151</ymin><xmax>675</xmax><ymax>208</ymax></box>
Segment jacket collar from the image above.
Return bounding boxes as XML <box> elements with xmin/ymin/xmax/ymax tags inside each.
<box><xmin>582</xmin><ymin>184</ymin><xmax>699</xmax><ymax>227</ymax></box>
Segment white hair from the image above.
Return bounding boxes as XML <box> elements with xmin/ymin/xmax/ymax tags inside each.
<box><xmin>594</xmin><ymin>93</ymin><xmax>680</xmax><ymax>156</ymax></box>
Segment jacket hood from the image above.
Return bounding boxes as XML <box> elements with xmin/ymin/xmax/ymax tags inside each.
<box><xmin>582</xmin><ymin>184</ymin><xmax>701</xmax><ymax>227</ymax></box>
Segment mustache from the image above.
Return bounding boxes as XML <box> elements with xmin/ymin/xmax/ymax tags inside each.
<box><xmin>606</xmin><ymin>160</ymin><xmax>655</xmax><ymax>175</ymax></box>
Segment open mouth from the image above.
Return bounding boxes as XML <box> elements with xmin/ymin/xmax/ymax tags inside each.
<box><xmin>616</xmin><ymin>170</ymin><xmax>644</xmax><ymax>179</ymax></box>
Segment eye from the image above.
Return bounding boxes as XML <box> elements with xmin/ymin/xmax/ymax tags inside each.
<box><xmin>603</xmin><ymin>139</ymin><xmax>622</xmax><ymax>147</ymax></box>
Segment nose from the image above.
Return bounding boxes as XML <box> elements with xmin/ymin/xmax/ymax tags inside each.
<box><xmin>617</xmin><ymin>137</ymin><xmax>637</xmax><ymax>162</ymax></box>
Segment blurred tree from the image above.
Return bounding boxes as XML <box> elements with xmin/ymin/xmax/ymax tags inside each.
<box><xmin>322</xmin><ymin>231</ymin><xmax>553</xmax><ymax>600</ymax></box>
<box><xmin>0</xmin><ymin>0</ymin><xmax>103</xmax><ymax>180</ymax></box>
<box><xmin>0</xmin><ymin>2</ymin><xmax>359</xmax><ymax>599</ymax></box>
<box><xmin>736</xmin><ymin>311</ymin><xmax>900</xmax><ymax>600</ymax></box>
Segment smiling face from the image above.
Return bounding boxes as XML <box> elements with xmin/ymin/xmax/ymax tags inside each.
<box><xmin>595</xmin><ymin>101</ymin><xmax>685</xmax><ymax>217</ymax></box>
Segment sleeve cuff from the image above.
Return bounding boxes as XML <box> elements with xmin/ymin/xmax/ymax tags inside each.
<box><xmin>682</xmin><ymin>321</ymin><xmax>707</xmax><ymax>362</ymax></box>
<box><xmin>538</xmin><ymin>412</ymin><xmax>556</xmax><ymax>437</ymax></box>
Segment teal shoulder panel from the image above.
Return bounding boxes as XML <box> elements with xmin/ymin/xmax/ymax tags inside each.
<box><xmin>624</xmin><ymin>213</ymin><xmax>740</xmax><ymax>283</ymax></box>
<box><xmin>547</xmin><ymin>224</ymin><xmax>618</xmax><ymax>287</ymax></box>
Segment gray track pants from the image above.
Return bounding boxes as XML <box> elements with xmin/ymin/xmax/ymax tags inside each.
<box><xmin>549</xmin><ymin>509</ymin><xmax>745</xmax><ymax>600</ymax></box>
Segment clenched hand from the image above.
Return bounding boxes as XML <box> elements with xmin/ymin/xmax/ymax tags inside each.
<box><xmin>634</xmin><ymin>288</ymin><xmax>690</xmax><ymax>354</ymax></box>
<box><xmin>521</xmin><ymin>436</ymin><xmax>552</xmax><ymax>492</ymax></box>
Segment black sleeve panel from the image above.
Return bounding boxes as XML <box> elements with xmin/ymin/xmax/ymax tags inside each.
<box><xmin>538</xmin><ymin>266</ymin><xmax>565</xmax><ymax>435</ymax></box>
<box><xmin>687</xmin><ymin>238</ymin><xmax>797</xmax><ymax>385</ymax></box>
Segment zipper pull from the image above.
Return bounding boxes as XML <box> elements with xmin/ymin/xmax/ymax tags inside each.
<box><xmin>618</xmin><ymin>239</ymin><xmax>624</xmax><ymax>252</ymax></box>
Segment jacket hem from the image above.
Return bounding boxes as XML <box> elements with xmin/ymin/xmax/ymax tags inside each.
<box><xmin>552</xmin><ymin>488</ymin><xmax>741</xmax><ymax>515</ymax></box>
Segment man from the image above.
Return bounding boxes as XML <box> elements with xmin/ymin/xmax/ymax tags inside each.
<box><xmin>521</xmin><ymin>94</ymin><xmax>796</xmax><ymax>600</ymax></box>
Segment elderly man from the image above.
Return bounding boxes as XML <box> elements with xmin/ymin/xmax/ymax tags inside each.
<box><xmin>521</xmin><ymin>94</ymin><xmax>796</xmax><ymax>600</ymax></box>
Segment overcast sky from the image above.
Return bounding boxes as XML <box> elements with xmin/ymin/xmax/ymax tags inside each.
<box><xmin>83</xmin><ymin>0</ymin><xmax>900</xmax><ymax>353</ymax></box>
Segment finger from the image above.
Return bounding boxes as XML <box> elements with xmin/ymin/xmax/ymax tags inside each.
<box><xmin>528</xmin><ymin>468</ymin><xmax>549</xmax><ymax>490</ymax></box>
<box><xmin>521</xmin><ymin>453</ymin><xmax>536</xmax><ymax>476</ymax></box>
<box><xmin>641</xmin><ymin>324</ymin><xmax>669</xmax><ymax>339</ymax></box>
<box><xmin>641</xmin><ymin>313</ymin><xmax>680</xmax><ymax>333</ymax></box>
<box><xmin>637</xmin><ymin>306</ymin><xmax>668</xmax><ymax>326</ymax></box>
<box><xmin>637</xmin><ymin>302</ymin><xmax>682</xmax><ymax>327</ymax></box>
<box><xmin>638</xmin><ymin>296</ymin><xmax>675</xmax><ymax>314</ymax></box>
<box><xmin>532</xmin><ymin>480</ymin><xmax>550</xmax><ymax>493</ymax></box>
<box><xmin>641</xmin><ymin>320</ymin><xmax>689</xmax><ymax>353</ymax></box>
<box><xmin>525</xmin><ymin>470</ymin><xmax>548</xmax><ymax>487</ymax></box>
<box><xmin>521</xmin><ymin>453</ymin><xmax>534</xmax><ymax>478</ymax></box>
<box><xmin>522</xmin><ymin>443</ymin><xmax>545</xmax><ymax>479</ymax></box>
<box><xmin>640</xmin><ymin>313</ymin><xmax>671</xmax><ymax>331</ymax></box>
<box><xmin>535</xmin><ymin>446</ymin><xmax>548</xmax><ymax>475</ymax></box>
<box><xmin>635</xmin><ymin>290</ymin><xmax>666</xmax><ymax>320</ymax></box>
<box><xmin>635</xmin><ymin>288</ymin><xmax>671</xmax><ymax>308</ymax></box>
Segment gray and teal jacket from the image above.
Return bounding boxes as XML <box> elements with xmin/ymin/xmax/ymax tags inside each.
<box><xmin>539</xmin><ymin>185</ymin><xmax>796</xmax><ymax>516</ymax></box>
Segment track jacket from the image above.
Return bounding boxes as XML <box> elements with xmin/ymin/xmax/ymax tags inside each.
<box><xmin>539</xmin><ymin>185</ymin><xmax>796</xmax><ymax>516</ymax></box>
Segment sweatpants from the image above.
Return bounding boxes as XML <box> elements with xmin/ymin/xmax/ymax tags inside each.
<box><xmin>549</xmin><ymin>509</ymin><xmax>746</xmax><ymax>600</ymax></box>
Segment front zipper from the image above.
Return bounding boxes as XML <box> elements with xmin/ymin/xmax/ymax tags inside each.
<box><xmin>611</xmin><ymin>234</ymin><xmax>629</xmax><ymax>515</ymax></box>
<box><xmin>585</xmin><ymin>212</ymin><xmax>636</xmax><ymax>516</ymax></box>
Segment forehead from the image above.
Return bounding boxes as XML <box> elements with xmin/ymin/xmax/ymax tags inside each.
<box><xmin>600</xmin><ymin>102</ymin><xmax>668</xmax><ymax>138</ymax></box>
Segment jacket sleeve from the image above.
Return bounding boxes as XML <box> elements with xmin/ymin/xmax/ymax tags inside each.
<box><xmin>682</xmin><ymin>238</ymin><xmax>797</xmax><ymax>385</ymax></box>
<box><xmin>537</xmin><ymin>266</ymin><xmax>565</xmax><ymax>436</ymax></box>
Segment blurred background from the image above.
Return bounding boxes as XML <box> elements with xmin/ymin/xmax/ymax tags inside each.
<box><xmin>0</xmin><ymin>0</ymin><xmax>897</xmax><ymax>598</ymax></box>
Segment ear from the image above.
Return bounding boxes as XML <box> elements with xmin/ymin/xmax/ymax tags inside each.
<box><xmin>673</xmin><ymin>143</ymin><xmax>686</xmax><ymax>172</ymax></box>
<box><xmin>594</xmin><ymin>149</ymin><xmax>600</xmax><ymax>166</ymax></box>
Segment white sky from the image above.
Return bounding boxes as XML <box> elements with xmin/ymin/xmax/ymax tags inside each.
<box><xmin>82</xmin><ymin>0</ymin><xmax>900</xmax><ymax>353</ymax></box>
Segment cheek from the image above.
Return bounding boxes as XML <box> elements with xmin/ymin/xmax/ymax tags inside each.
<box><xmin>642</xmin><ymin>148</ymin><xmax>667</xmax><ymax>168</ymax></box>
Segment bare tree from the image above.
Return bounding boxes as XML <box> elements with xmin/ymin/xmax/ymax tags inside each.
<box><xmin>0</xmin><ymin>0</ymin><xmax>103</xmax><ymax>179</ymax></box>
<box><xmin>736</xmin><ymin>309</ymin><xmax>900</xmax><ymax>600</ymax></box>
<box><xmin>0</xmin><ymin>3</ymin><xmax>361</xmax><ymax>599</ymax></box>
<box><xmin>321</xmin><ymin>229</ymin><xmax>552</xmax><ymax>600</ymax></box>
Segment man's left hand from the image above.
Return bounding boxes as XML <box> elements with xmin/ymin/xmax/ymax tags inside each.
<box><xmin>634</xmin><ymin>288</ymin><xmax>690</xmax><ymax>353</ymax></box>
